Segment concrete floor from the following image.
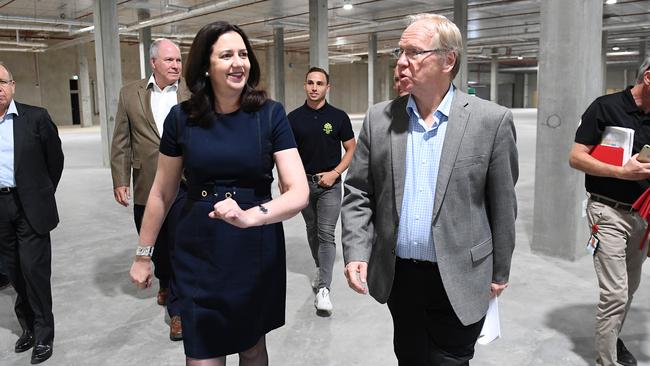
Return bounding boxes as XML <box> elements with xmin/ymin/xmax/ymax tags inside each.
<box><xmin>2</xmin><ymin>109</ymin><xmax>650</xmax><ymax>365</ymax></box>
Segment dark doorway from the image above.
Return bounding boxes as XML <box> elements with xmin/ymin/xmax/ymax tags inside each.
<box><xmin>69</xmin><ymin>79</ymin><xmax>80</xmax><ymax>125</ymax></box>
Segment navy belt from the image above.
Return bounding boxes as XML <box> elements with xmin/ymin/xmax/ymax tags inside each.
<box><xmin>187</xmin><ymin>184</ymin><xmax>271</xmax><ymax>203</ymax></box>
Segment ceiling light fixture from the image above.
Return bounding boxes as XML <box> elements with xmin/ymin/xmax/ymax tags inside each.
<box><xmin>605</xmin><ymin>0</ymin><xmax>617</xmax><ymax>4</ymax></box>
<box><xmin>612</xmin><ymin>46</ymin><xmax>620</xmax><ymax>51</ymax></box>
<box><xmin>343</xmin><ymin>0</ymin><xmax>353</xmax><ymax>10</ymax></box>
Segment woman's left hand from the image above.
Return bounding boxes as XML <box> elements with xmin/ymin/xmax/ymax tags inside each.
<box><xmin>208</xmin><ymin>198</ymin><xmax>254</xmax><ymax>228</ymax></box>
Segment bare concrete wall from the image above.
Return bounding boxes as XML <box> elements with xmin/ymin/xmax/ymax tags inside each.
<box><xmin>0</xmin><ymin>53</ymin><xmax>44</xmax><ymax>108</ymax></box>
<box><xmin>0</xmin><ymin>42</ymin><xmax>141</xmax><ymax>127</ymax></box>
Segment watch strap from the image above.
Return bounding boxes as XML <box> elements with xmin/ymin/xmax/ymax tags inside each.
<box><xmin>135</xmin><ymin>245</ymin><xmax>154</xmax><ymax>257</ymax></box>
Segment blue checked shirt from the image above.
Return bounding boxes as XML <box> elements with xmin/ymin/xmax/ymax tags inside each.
<box><xmin>0</xmin><ymin>100</ymin><xmax>17</xmax><ymax>188</ymax></box>
<box><xmin>395</xmin><ymin>85</ymin><xmax>455</xmax><ymax>262</ymax></box>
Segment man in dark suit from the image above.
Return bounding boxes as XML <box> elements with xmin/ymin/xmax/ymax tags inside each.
<box><xmin>111</xmin><ymin>38</ymin><xmax>190</xmax><ymax>341</ymax></box>
<box><xmin>0</xmin><ymin>61</ymin><xmax>64</xmax><ymax>364</ymax></box>
<box><xmin>342</xmin><ymin>14</ymin><xmax>518</xmax><ymax>366</ymax></box>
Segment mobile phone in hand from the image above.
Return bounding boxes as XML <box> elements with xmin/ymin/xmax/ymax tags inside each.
<box><xmin>638</xmin><ymin>144</ymin><xmax>650</xmax><ymax>163</ymax></box>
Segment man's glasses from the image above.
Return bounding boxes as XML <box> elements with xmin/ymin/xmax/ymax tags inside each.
<box><xmin>0</xmin><ymin>79</ymin><xmax>13</xmax><ymax>87</ymax></box>
<box><xmin>391</xmin><ymin>48</ymin><xmax>448</xmax><ymax>60</ymax></box>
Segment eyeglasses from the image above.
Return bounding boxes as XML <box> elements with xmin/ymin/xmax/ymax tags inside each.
<box><xmin>391</xmin><ymin>48</ymin><xmax>448</xmax><ymax>60</ymax></box>
<box><xmin>0</xmin><ymin>79</ymin><xmax>13</xmax><ymax>87</ymax></box>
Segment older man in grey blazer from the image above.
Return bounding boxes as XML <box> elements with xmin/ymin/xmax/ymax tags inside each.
<box><xmin>342</xmin><ymin>13</ymin><xmax>518</xmax><ymax>366</ymax></box>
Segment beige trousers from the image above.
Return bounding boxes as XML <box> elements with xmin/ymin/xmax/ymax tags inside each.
<box><xmin>586</xmin><ymin>199</ymin><xmax>647</xmax><ymax>366</ymax></box>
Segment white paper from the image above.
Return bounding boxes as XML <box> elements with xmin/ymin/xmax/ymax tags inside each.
<box><xmin>477</xmin><ymin>296</ymin><xmax>500</xmax><ymax>345</ymax></box>
<box><xmin>601</xmin><ymin>126</ymin><xmax>634</xmax><ymax>164</ymax></box>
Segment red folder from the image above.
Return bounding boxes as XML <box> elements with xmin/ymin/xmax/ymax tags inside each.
<box><xmin>590</xmin><ymin>145</ymin><xmax>624</xmax><ymax>166</ymax></box>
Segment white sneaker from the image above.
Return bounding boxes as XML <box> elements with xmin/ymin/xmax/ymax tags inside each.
<box><xmin>311</xmin><ymin>267</ymin><xmax>320</xmax><ymax>290</ymax></box>
<box><xmin>315</xmin><ymin>287</ymin><xmax>333</xmax><ymax>312</ymax></box>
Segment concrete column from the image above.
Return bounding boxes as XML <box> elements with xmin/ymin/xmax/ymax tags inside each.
<box><xmin>532</xmin><ymin>0</ymin><xmax>603</xmax><ymax>260</ymax></box>
<box><xmin>602</xmin><ymin>30</ymin><xmax>607</xmax><ymax>94</ymax></box>
<box><xmin>309</xmin><ymin>0</ymin><xmax>328</xmax><ymax>71</ymax></box>
<box><xmin>138</xmin><ymin>9</ymin><xmax>152</xmax><ymax>79</ymax></box>
<box><xmin>490</xmin><ymin>50</ymin><xmax>498</xmax><ymax>102</ymax></box>
<box><xmin>640</xmin><ymin>37</ymin><xmax>647</xmax><ymax>63</ymax></box>
<box><xmin>273</xmin><ymin>27</ymin><xmax>285</xmax><ymax>105</ymax></box>
<box><xmin>368</xmin><ymin>33</ymin><xmax>377</xmax><ymax>107</ymax></box>
<box><xmin>265</xmin><ymin>46</ymin><xmax>275</xmax><ymax>100</ymax></box>
<box><xmin>93</xmin><ymin>0</ymin><xmax>122</xmax><ymax>167</ymax></box>
<box><xmin>623</xmin><ymin>68</ymin><xmax>628</xmax><ymax>88</ymax></box>
<box><xmin>523</xmin><ymin>73</ymin><xmax>529</xmax><ymax>108</ymax></box>
<box><xmin>453</xmin><ymin>0</ymin><xmax>468</xmax><ymax>92</ymax></box>
<box><xmin>77</xmin><ymin>44</ymin><xmax>93</xmax><ymax>128</ymax></box>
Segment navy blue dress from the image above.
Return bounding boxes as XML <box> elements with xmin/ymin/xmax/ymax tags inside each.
<box><xmin>159</xmin><ymin>100</ymin><xmax>296</xmax><ymax>358</ymax></box>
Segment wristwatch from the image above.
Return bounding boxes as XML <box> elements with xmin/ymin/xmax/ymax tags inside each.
<box><xmin>135</xmin><ymin>245</ymin><xmax>154</xmax><ymax>257</ymax></box>
<box><xmin>258</xmin><ymin>204</ymin><xmax>268</xmax><ymax>214</ymax></box>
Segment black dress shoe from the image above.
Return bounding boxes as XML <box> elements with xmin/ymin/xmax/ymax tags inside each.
<box><xmin>617</xmin><ymin>338</ymin><xmax>637</xmax><ymax>366</ymax></box>
<box><xmin>15</xmin><ymin>330</ymin><xmax>34</xmax><ymax>353</ymax></box>
<box><xmin>0</xmin><ymin>274</ymin><xmax>9</xmax><ymax>290</ymax></box>
<box><xmin>31</xmin><ymin>343</ymin><xmax>53</xmax><ymax>364</ymax></box>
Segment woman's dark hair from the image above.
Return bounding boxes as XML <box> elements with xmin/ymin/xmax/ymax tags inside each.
<box><xmin>183</xmin><ymin>21</ymin><xmax>267</xmax><ymax>128</ymax></box>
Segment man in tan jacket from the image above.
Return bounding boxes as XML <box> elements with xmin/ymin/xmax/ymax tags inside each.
<box><xmin>110</xmin><ymin>38</ymin><xmax>190</xmax><ymax>341</ymax></box>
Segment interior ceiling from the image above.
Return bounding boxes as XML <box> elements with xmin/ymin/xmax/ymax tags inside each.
<box><xmin>0</xmin><ymin>0</ymin><xmax>649</xmax><ymax>67</ymax></box>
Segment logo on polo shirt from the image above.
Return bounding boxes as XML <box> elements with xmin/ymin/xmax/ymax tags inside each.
<box><xmin>323</xmin><ymin>122</ymin><xmax>333</xmax><ymax>135</ymax></box>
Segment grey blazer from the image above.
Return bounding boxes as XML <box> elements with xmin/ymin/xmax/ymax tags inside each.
<box><xmin>341</xmin><ymin>90</ymin><xmax>518</xmax><ymax>325</ymax></box>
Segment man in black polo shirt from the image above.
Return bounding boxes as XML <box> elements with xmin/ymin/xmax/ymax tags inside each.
<box><xmin>569</xmin><ymin>56</ymin><xmax>650</xmax><ymax>366</ymax></box>
<box><xmin>288</xmin><ymin>67</ymin><xmax>356</xmax><ymax>314</ymax></box>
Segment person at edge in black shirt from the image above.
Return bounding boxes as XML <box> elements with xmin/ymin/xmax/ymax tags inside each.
<box><xmin>569</xmin><ymin>56</ymin><xmax>650</xmax><ymax>366</ymax></box>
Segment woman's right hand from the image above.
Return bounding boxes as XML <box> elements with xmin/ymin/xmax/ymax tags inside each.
<box><xmin>130</xmin><ymin>257</ymin><xmax>153</xmax><ymax>289</ymax></box>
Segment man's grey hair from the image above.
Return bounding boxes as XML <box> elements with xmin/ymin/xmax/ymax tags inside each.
<box><xmin>149</xmin><ymin>38</ymin><xmax>180</xmax><ymax>60</ymax></box>
<box><xmin>0</xmin><ymin>61</ymin><xmax>13</xmax><ymax>80</ymax></box>
<box><xmin>406</xmin><ymin>13</ymin><xmax>463</xmax><ymax>79</ymax></box>
<box><xmin>637</xmin><ymin>56</ymin><xmax>650</xmax><ymax>84</ymax></box>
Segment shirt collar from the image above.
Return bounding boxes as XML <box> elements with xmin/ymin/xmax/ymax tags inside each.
<box><xmin>303</xmin><ymin>100</ymin><xmax>329</xmax><ymax>113</ymax></box>
<box><xmin>147</xmin><ymin>74</ymin><xmax>179</xmax><ymax>92</ymax></box>
<box><xmin>622</xmin><ymin>86</ymin><xmax>645</xmax><ymax>114</ymax></box>
<box><xmin>1</xmin><ymin>100</ymin><xmax>18</xmax><ymax>122</ymax></box>
<box><xmin>406</xmin><ymin>83</ymin><xmax>455</xmax><ymax>120</ymax></box>
<box><xmin>6</xmin><ymin>100</ymin><xmax>18</xmax><ymax>116</ymax></box>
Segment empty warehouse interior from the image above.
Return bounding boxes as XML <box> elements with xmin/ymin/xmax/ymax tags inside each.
<box><xmin>1</xmin><ymin>1</ymin><xmax>650</xmax><ymax>365</ymax></box>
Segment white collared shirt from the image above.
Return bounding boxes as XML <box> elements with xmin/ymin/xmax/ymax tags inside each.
<box><xmin>148</xmin><ymin>75</ymin><xmax>179</xmax><ymax>137</ymax></box>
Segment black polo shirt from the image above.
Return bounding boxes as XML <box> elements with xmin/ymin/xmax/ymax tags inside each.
<box><xmin>287</xmin><ymin>101</ymin><xmax>354</xmax><ymax>174</ymax></box>
<box><xmin>575</xmin><ymin>86</ymin><xmax>650</xmax><ymax>203</ymax></box>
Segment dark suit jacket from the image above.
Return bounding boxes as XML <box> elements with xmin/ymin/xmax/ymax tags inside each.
<box><xmin>110</xmin><ymin>78</ymin><xmax>191</xmax><ymax>205</ymax></box>
<box><xmin>13</xmin><ymin>102</ymin><xmax>64</xmax><ymax>235</ymax></box>
<box><xmin>342</xmin><ymin>91</ymin><xmax>518</xmax><ymax>325</ymax></box>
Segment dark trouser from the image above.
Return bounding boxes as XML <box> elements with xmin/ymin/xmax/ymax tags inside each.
<box><xmin>387</xmin><ymin>258</ymin><xmax>485</xmax><ymax>366</ymax></box>
<box><xmin>0</xmin><ymin>192</ymin><xmax>54</xmax><ymax>345</ymax></box>
<box><xmin>301</xmin><ymin>179</ymin><xmax>341</xmax><ymax>289</ymax></box>
<box><xmin>0</xmin><ymin>251</ymin><xmax>6</xmax><ymax>276</ymax></box>
<box><xmin>133</xmin><ymin>186</ymin><xmax>186</xmax><ymax>317</ymax></box>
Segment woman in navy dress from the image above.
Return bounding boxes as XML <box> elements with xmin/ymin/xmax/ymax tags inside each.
<box><xmin>129</xmin><ymin>21</ymin><xmax>309</xmax><ymax>365</ymax></box>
